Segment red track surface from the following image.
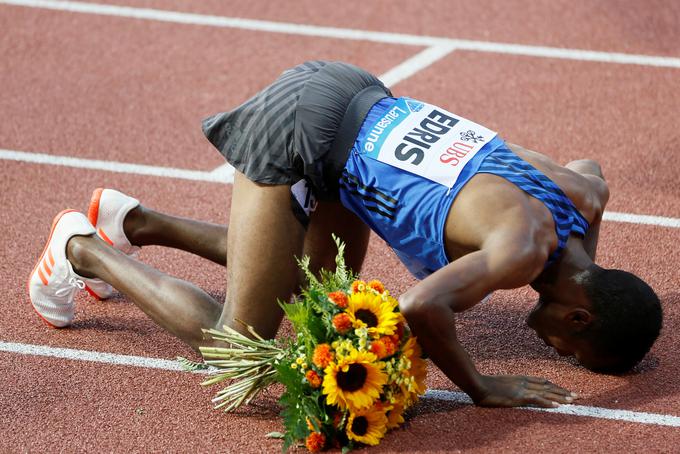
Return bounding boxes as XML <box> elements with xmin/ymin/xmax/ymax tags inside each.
<box><xmin>1</xmin><ymin>1</ymin><xmax>679</xmax><ymax>452</ymax></box>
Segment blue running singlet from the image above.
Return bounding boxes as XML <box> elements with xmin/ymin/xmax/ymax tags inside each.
<box><xmin>338</xmin><ymin>97</ymin><xmax>590</xmax><ymax>280</ymax></box>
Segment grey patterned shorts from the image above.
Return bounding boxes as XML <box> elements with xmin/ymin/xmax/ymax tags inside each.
<box><xmin>202</xmin><ymin>60</ymin><xmax>390</xmax><ymax>203</ymax></box>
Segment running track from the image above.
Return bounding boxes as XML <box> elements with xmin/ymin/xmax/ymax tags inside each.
<box><xmin>1</xmin><ymin>1</ymin><xmax>679</xmax><ymax>452</ymax></box>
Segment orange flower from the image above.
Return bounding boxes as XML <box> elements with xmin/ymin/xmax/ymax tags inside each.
<box><xmin>381</xmin><ymin>336</ymin><xmax>397</xmax><ymax>357</ymax></box>
<box><xmin>369</xmin><ymin>339</ymin><xmax>387</xmax><ymax>359</ymax></box>
<box><xmin>332</xmin><ymin>313</ymin><xmax>352</xmax><ymax>334</ymax></box>
<box><xmin>306</xmin><ymin>370</ymin><xmax>322</xmax><ymax>388</ymax></box>
<box><xmin>312</xmin><ymin>343</ymin><xmax>334</xmax><ymax>369</ymax></box>
<box><xmin>328</xmin><ymin>291</ymin><xmax>349</xmax><ymax>308</ymax></box>
<box><xmin>305</xmin><ymin>432</ymin><xmax>326</xmax><ymax>452</ymax></box>
<box><xmin>367</xmin><ymin>280</ymin><xmax>385</xmax><ymax>294</ymax></box>
<box><xmin>350</xmin><ymin>280</ymin><xmax>366</xmax><ymax>293</ymax></box>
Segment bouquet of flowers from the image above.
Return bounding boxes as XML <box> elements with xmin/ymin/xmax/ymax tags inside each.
<box><xmin>182</xmin><ymin>237</ymin><xmax>427</xmax><ymax>452</ymax></box>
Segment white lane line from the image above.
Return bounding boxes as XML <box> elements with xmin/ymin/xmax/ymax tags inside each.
<box><xmin>2</xmin><ymin>340</ymin><xmax>679</xmax><ymax>428</ymax></box>
<box><xmin>3</xmin><ymin>0</ymin><xmax>680</xmax><ymax>69</ymax></box>
<box><xmin>423</xmin><ymin>389</ymin><xmax>680</xmax><ymax>428</ymax></box>
<box><xmin>0</xmin><ymin>148</ymin><xmax>228</xmax><ymax>183</ymax></box>
<box><xmin>378</xmin><ymin>43</ymin><xmax>458</xmax><ymax>88</ymax></box>
<box><xmin>603</xmin><ymin>211</ymin><xmax>680</xmax><ymax>229</ymax></box>
<box><xmin>207</xmin><ymin>162</ymin><xmax>235</xmax><ymax>183</ymax></box>
<box><xmin>2</xmin><ymin>148</ymin><xmax>679</xmax><ymax>229</ymax></box>
<box><xmin>0</xmin><ymin>340</ymin><xmax>195</xmax><ymax>372</ymax></box>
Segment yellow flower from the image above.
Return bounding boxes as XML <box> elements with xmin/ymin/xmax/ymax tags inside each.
<box><xmin>400</xmin><ymin>337</ymin><xmax>427</xmax><ymax>407</ymax></box>
<box><xmin>322</xmin><ymin>349</ymin><xmax>387</xmax><ymax>411</ymax></box>
<box><xmin>345</xmin><ymin>405</ymin><xmax>388</xmax><ymax>446</ymax></box>
<box><xmin>386</xmin><ymin>402</ymin><xmax>405</xmax><ymax>429</ymax></box>
<box><xmin>346</xmin><ymin>291</ymin><xmax>399</xmax><ymax>338</ymax></box>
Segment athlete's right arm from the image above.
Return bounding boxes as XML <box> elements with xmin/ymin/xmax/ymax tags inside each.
<box><xmin>399</xmin><ymin>232</ymin><xmax>576</xmax><ymax>407</ymax></box>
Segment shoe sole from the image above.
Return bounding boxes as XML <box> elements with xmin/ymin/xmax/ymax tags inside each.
<box><xmin>26</xmin><ymin>209</ymin><xmax>78</xmax><ymax>329</ymax></box>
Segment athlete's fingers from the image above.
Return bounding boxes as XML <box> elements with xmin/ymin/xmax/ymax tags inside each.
<box><xmin>539</xmin><ymin>391</ymin><xmax>575</xmax><ymax>404</ymax></box>
<box><xmin>525</xmin><ymin>378</ymin><xmax>576</xmax><ymax>398</ymax></box>
<box><xmin>525</xmin><ymin>376</ymin><xmax>552</xmax><ymax>384</ymax></box>
<box><xmin>526</xmin><ymin>382</ymin><xmax>574</xmax><ymax>397</ymax></box>
<box><xmin>521</xmin><ymin>393</ymin><xmax>560</xmax><ymax>408</ymax></box>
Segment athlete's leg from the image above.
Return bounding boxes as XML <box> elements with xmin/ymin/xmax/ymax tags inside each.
<box><xmin>303</xmin><ymin>200</ymin><xmax>370</xmax><ymax>277</ymax></box>
<box><xmin>124</xmin><ymin>205</ymin><xmax>228</xmax><ymax>266</ymax></box>
<box><xmin>66</xmin><ymin>234</ymin><xmax>223</xmax><ymax>349</ymax></box>
<box><xmin>67</xmin><ymin>171</ymin><xmax>306</xmax><ymax>349</ymax></box>
<box><xmin>216</xmin><ymin>171</ymin><xmax>306</xmax><ymax>339</ymax></box>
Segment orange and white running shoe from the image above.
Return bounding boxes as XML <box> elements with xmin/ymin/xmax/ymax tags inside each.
<box><xmin>85</xmin><ymin>188</ymin><xmax>141</xmax><ymax>300</ymax></box>
<box><xmin>28</xmin><ymin>210</ymin><xmax>107</xmax><ymax>328</ymax></box>
<box><xmin>87</xmin><ymin>188</ymin><xmax>140</xmax><ymax>256</ymax></box>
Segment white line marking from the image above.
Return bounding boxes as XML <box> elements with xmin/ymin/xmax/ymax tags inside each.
<box><xmin>2</xmin><ymin>148</ymin><xmax>679</xmax><ymax>228</ymax></box>
<box><xmin>378</xmin><ymin>43</ymin><xmax>458</xmax><ymax>88</ymax></box>
<box><xmin>0</xmin><ymin>340</ymin><xmax>194</xmax><ymax>372</ymax></box>
<box><xmin>1</xmin><ymin>340</ymin><xmax>679</xmax><ymax>427</ymax></box>
<box><xmin>3</xmin><ymin>0</ymin><xmax>680</xmax><ymax>69</ymax></box>
<box><xmin>423</xmin><ymin>389</ymin><xmax>680</xmax><ymax>428</ymax></box>
<box><xmin>0</xmin><ymin>148</ymin><xmax>227</xmax><ymax>183</ymax></box>
<box><xmin>207</xmin><ymin>163</ymin><xmax>235</xmax><ymax>183</ymax></box>
<box><xmin>603</xmin><ymin>211</ymin><xmax>680</xmax><ymax>228</ymax></box>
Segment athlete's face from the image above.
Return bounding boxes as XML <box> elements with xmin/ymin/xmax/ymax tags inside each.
<box><xmin>526</xmin><ymin>296</ymin><xmax>600</xmax><ymax>368</ymax></box>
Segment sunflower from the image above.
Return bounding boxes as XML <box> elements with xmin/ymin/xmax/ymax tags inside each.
<box><xmin>399</xmin><ymin>337</ymin><xmax>427</xmax><ymax>406</ymax></box>
<box><xmin>345</xmin><ymin>405</ymin><xmax>388</xmax><ymax>446</ymax></box>
<box><xmin>346</xmin><ymin>291</ymin><xmax>399</xmax><ymax>338</ymax></box>
<box><xmin>322</xmin><ymin>349</ymin><xmax>387</xmax><ymax>411</ymax></box>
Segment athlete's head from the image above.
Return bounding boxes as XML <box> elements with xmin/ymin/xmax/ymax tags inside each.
<box><xmin>527</xmin><ymin>265</ymin><xmax>662</xmax><ymax>373</ymax></box>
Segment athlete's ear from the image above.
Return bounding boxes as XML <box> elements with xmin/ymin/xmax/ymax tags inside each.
<box><xmin>565</xmin><ymin>308</ymin><xmax>593</xmax><ymax>331</ymax></box>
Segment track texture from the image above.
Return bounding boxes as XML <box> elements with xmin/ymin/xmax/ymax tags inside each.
<box><xmin>1</xmin><ymin>1</ymin><xmax>678</xmax><ymax>452</ymax></box>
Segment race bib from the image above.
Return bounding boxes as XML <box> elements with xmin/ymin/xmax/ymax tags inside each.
<box><xmin>361</xmin><ymin>98</ymin><xmax>496</xmax><ymax>188</ymax></box>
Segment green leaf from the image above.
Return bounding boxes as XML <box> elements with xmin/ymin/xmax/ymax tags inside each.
<box><xmin>176</xmin><ymin>356</ymin><xmax>209</xmax><ymax>371</ymax></box>
<box><xmin>265</xmin><ymin>432</ymin><xmax>285</xmax><ymax>439</ymax></box>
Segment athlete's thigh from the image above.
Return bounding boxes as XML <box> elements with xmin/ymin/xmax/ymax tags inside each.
<box><xmin>218</xmin><ymin>171</ymin><xmax>305</xmax><ymax>339</ymax></box>
<box><xmin>303</xmin><ymin>200</ymin><xmax>370</xmax><ymax>276</ymax></box>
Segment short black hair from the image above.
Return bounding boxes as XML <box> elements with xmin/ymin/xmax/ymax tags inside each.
<box><xmin>578</xmin><ymin>266</ymin><xmax>662</xmax><ymax>374</ymax></box>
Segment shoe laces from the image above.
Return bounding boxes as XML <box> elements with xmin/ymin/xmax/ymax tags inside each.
<box><xmin>55</xmin><ymin>277</ymin><xmax>86</xmax><ymax>297</ymax></box>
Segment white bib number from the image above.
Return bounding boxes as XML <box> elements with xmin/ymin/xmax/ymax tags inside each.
<box><xmin>362</xmin><ymin>98</ymin><xmax>496</xmax><ymax>188</ymax></box>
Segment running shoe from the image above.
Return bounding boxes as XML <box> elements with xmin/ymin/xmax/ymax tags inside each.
<box><xmin>27</xmin><ymin>210</ymin><xmax>102</xmax><ymax>328</ymax></box>
<box><xmin>87</xmin><ymin>188</ymin><xmax>140</xmax><ymax>256</ymax></box>
<box><xmin>85</xmin><ymin>188</ymin><xmax>141</xmax><ymax>299</ymax></box>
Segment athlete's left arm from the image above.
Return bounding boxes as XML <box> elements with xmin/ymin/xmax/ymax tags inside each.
<box><xmin>565</xmin><ymin>160</ymin><xmax>610</xmax><ymax>260</ymax></box>
<box><xmin>399</xmin><ymin>229</ymin><xmax>575</xmax><ymax>407</ymax></box>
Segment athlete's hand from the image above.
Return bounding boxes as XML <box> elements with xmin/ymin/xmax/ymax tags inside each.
<box><xmin>473</xmin><ymin>375</ymin><xmax>577</xmax><ymax>408</ymax></box>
